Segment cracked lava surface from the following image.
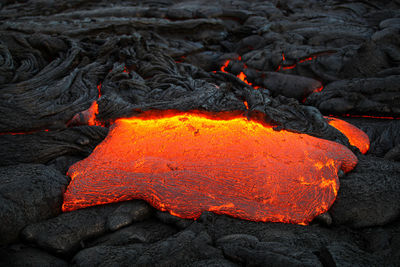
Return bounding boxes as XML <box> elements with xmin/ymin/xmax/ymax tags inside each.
<box><xmin>62</xmin><ymin>111</ymin><xmax>363</xmax><ymax>225</ymax></box>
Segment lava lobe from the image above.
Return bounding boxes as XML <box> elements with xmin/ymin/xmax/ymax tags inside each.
<box><xmin>326</xmin><ymin>117</ymin><xmax>370</xmax><ymax>154</ymax></box>
<box><xmin>63</xmin><ymin>111</ymin><xmax>358</xmax><ymax>225</ymax></box>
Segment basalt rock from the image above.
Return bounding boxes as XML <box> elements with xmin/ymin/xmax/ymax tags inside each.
<box><xmin>0</xmin><ymin>126</ymin><xmax>108</xmax><ymax>167</ymax></box>
<box><xmin>306</xmin><ymin>75</ymin><xmax>400</xmax><ymax>117</ymax></box>
<box><xmin>0</xmin><ymin>246</ymin><xmax>68</xmax><ymax>267</ymax></box>
<box><xmin>319</xmin><ymin>242</ymin><xmax>382</xmax><ymax>267</ymax></box>
<box><xmin>330</xmin><ymin>155</ymin><xmax>400</xmax><ymax>228</ymax></box>
<box><xmin>21</xmin><ymin>200</ymin><xmax>152</xmax><ymax>255</ymax></box>
<box><xmin>216</xmin><ymin>234</ymin><xmax>322</xmax><ymax>266</ymax></box>
<box><xmin>72</xmin><ymin>230</ymin><xmax>224</xmax><ymax>267</ymax></box>
<box><xmin>0</xmin><ymin>164</ymin><xmax>69</xmax><ymax>245</ymax></box>
<box><xmin>85</xmin><ymin>219</ymin><xmax>177</xmax><ymax>247</ymax></box>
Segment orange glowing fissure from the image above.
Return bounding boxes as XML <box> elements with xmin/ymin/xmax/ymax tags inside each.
<box><xmin>220</xmin><ymin>60</ymin><xmax>260</xmax><ymax>89</ymax></box>
<box><xmin>63</xmin><ymin>110</ymin><xmax>364</xmax><ymax>225</ymax></box>
<box><xmin>277</xmin><ymin>53</ymin><xmax>322</xmax><ymax>71</ymax></box>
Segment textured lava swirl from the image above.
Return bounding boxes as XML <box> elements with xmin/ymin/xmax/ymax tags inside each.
<box><xmin>63</xmin><ymin>111</ymin><xmax>359</xmax><ymax>224</ymax></box>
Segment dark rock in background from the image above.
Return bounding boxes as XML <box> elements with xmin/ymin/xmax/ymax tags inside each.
<box><xmin>0</xmin><ymin>164</ymin><xmax>69</xmax><ymax>245</ymax></box>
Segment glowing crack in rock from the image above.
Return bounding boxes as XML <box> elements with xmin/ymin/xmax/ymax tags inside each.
<box><xmin>63</xmin><ymin>111</ymin><xmax>359</xmax><ymax>224</ymax></box>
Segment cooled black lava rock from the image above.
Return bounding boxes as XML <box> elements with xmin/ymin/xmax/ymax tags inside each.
<box><xmin>0</xmin><ymin>126</ymin><xmax>108</xmax><ymax>167</ymax></box>
<box><xmin>72</xmin><ymin>230</ymin><xmax>225</xmax><ymax>267</ymax></box>
<box><xmin>260</xmin><ymin>72</ymin><xmax>322</xmax><ymax>101</ymax></box>
<box><xmin>192</xmin><ymin>212</ymin><xmax>374</xmax><ymax>262</ymax></box>
<box><xmin>0</xmin><ymin>245</ymin><xmax>67</xmax><ymax>267</ymax></box>
<box><xmin>21</xmin><ymin>200</ymin><xmax>152</xmax><ymax>255</ymax></box>
<box><xmin>86</xmin><ymin>219</ymin><xmax>177</xmax><ymax>247</ymax></box>
<box><xmin>319</xmin><ymin>242</ymin><xmax>381</xmax><ymax>267</ymax></box>
<box><xmin>0</xmin><ymin>164</ymin><xmax>69</xmax><ymax>245</ymax></box>
<box><xmin>216</xmin><ymin>234</ymin><xmax>322</xmax><ymax>266</ymax></box>
<box><xmin>330</xmin><ymin>155</ymin><xmax>400</xmax><ymax>228</ymax></box>
<box><xmin>306</xmin><ymin>75</ymin><xmax>400</xmax><ymax>116</ymax></box>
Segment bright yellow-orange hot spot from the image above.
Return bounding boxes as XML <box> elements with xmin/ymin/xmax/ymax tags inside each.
<box><xmin>63</xmin><ymin>111</ymin><xmax>358</xmax><ymax>225</ymax></box>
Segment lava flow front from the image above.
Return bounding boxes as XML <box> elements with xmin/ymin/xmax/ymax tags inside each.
<box><xmin>325</xmin><ymin>117</ymin><xmax>370</xmax><ymax>154</ymax></box>
<box><xmin>62</xmin><ymin>111</ymin><xmax>359</xmax><ymax>224</ymax></box>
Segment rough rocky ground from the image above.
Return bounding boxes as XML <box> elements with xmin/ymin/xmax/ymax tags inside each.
<box><xmin>0</xmin><ymin>0</ymin><xmax>400</xmax><ymax>266</ymax></box>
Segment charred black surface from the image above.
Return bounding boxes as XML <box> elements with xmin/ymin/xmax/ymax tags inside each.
<box><xmin>0</xmin><ymin>0</ymin><xmax>400</xmax><ymax>266</ymax></box>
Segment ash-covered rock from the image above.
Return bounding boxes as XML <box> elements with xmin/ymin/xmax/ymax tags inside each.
<box><xmin>0</xmin><ymin>164</ymin><xmax>68</xmax><ymax>245</ymax></box>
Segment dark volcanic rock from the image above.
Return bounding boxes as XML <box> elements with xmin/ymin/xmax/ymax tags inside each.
<box><xmin>330</xmin><ymin>155</ymin><xmax>400</xmax><ymax>228</ymax></box>
<box><xmin>155</xmin><ymin>210</ymin><xmax>194</xmax><ymax>229</ymax></box>
<box><xmin>261</xmin><ymin>72</ymin><xmax>322</xmax><ymax>101</ymax></box>
<box><xmin>189</xmin><ymin>259</ymin><xmax>239</xmax><ymax>267</ymax></box>
<box><xmin>0</xmin><ymin>126</ymin><xmax>108</xmax><ymax>167</ymax></box>
<box><xmin>306</xmin><ymin>75</ymin><xmax>400</xmax><ymax>116</ymax></box>
<box><xmin>0</xmin><ymin>33</ymin><xmax>107</xmax><ymax>132</ymax></box>
<box><xmin>193</xmin><ymin>212</ymin><xmax>368</xmax><ymax>258</ymax></box>
<box><xmin>21</xmin><ymin>200</ymin><xmax>152</xmax><ymax>255</ymax></box>
<box><xmin>0</xmin><ymin>164</ymin><xmax>69</xmax><ymax>245</ymax></box>
<box><xmin>86</xmin><ymin>219</ymin><xmax>177</xmax><ymax>247</ymax></box>
<box><xmin>319</xmin><ymin>242</ymin><xmax>381</xmax><ymax>267</ymax></box>
<box><xmin>106</xmin><ymin>200</ymin><xmax>152</xmax><ymax>231</ymax></box>
<box><xmin>216</xmin><ymin>234</ymin><xmax>322</xmax><ymax>266</ymax></box>
<box><xmin>0</xmin><ymin>245</ymin><xmax>68</xmax><ymax>267</ymax></box>
<box><xmin>342</xmin><ymin>119</ymin><xmax>400</xmax><ymax>159</ymax></box>
<box><xmin>73</xmin><ymin>230</ymin><xmax>224</xmax><ymax>267</ymax></box>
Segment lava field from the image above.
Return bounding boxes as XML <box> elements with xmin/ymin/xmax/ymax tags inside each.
<box><xmin>1</xmin><ymin>0</ymin><xmax>400</xmax><ymax>266</ymax></box>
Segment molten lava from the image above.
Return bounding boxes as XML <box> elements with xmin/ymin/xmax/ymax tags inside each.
<box><xmin>326</xmin><ymin>117</ymin><xmax>370</xmax><ymax>154</ymax></box>
<box><xmin>220</xmin><ymin>60</ymin><xmax>259</xmax><ymax>89</ymax></box>
<box><xmin>63</xmin><ymin>111</ymin><xmax>359</xmax><ymax>224</ymax></box>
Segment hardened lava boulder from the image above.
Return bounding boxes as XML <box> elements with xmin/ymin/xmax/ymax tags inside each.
<box><xmin>62</xmin><ymin>111</ymin><xmax>359</xmax><ymax>225</ymax></box>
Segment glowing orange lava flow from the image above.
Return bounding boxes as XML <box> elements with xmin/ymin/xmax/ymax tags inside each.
<box><xmin>326</xmin><ymin>117</ymin><xmax>370</xmax><ymax>154</ymax></box>
<box><xmin>63</xmin><ymin>111</ymin><xmax>359</xmax><ymax>224</ymax></box>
